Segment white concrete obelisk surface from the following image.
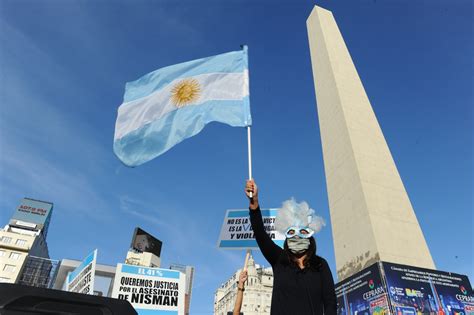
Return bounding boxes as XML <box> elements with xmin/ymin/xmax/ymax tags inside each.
<box><xmin>307</xmin><ymin>6</ymin><xmax>435</xmax><ymax>281</ymax></box>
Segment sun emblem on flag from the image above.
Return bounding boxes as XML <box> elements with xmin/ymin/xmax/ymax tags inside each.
<box><xmin>170</xmin><ymin>78</ymin><xmax>201</xmax><ymax>107</ymax></box>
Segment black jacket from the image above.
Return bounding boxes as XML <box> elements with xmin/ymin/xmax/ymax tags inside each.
<box><xmin>250</xmin><ymin>207</ymin><xmax>337</xmax><ymax>315</ymax></box>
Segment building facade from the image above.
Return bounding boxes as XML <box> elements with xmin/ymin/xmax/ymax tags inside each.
<box><xmin>0</xmin><ymin>223</ymin><xmax>50</xmax><ymax>284</ymax></box>
<box><xmin>0</xmin><ymin>198</ymin><xmax>54</xmax><ymax>285</ymax></box>
<box><xmin>214</xmin><ymin>254</ymin><xmax>273</xmax><ymax>315</ymax></box>
<box><xmin>17</xmin><ymin>255</ymin><xmax>60</xmax><ymax>288</ymax></box>
<box><xmin>53</xmin><ymin>258</ymin><xmax>116</xmax><ymax>297</ymax></box>
<box><xmin>125</xmin><ymin>250</ymin><xmax>161</xmax><ymax>268</ymax></box>
<box><xmin>170</xmin><ymin>263</ymin><xmax>195</xmax><ymax>315</ymax></box>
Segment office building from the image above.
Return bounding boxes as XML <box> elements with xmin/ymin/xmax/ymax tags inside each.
<box><xmin>170</xmin><ymin>263</ymin><xmax>195</xmax><ymax>315</ymax></box>
<box><xmin>17</xmin><ymin>255</ymin><xmax>60</xmax><ymax>288</ymax></box>
<box><xmin>0</xmin><ymin>198</ymin><xmax>53</xmax><ymax>285</ymax></box>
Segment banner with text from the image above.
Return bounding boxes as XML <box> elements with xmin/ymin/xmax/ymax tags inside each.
<box><xmin>382</xmin><ymin>262</ymin><xmax>473</xmax><ymax>315</ymax></box>
<box><xmin>66</xmin><ymin>249</ymin><xmax>97</xmax><ymax>295</ymax></box>
<box><xmin>112</xmin><ymin>263</ymin><xmax>185</xmax><ymax>315</ymax></box>
<box><xmin>11</xmin><ymin>198</ymin><xmax>54</xmax><ymax>237</ymax></box>
<box><xmin>335</xmin><ymin>262</ymin><xmax>389</xmax><ymax>315</ymax></box>
<box><xmin>217</xmin><ymin>209</ymin><xmax>285</xmax><ymax>249</ymax></box>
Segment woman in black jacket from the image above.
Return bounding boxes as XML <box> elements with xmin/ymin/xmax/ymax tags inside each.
<box><xmin>245</xmin><ymin>179</ymin><xmax>337</xmax><ymax>315</ymax></box>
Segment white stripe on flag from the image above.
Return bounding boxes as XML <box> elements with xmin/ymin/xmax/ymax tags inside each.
<box><xmin>115</xmin><ymin>71</ymin><xmax>248</xmax><ymax>140</ymax></box>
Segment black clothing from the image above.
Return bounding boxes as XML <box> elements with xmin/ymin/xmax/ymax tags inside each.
<box><xmin>250</xmin><ymin>207</ymin><xmax>337</xmax><ymax>315</ymax></box>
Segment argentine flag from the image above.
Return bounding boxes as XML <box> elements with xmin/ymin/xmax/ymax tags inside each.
<box><xmin>114</xmin><ymin>47</ymin><xmax>252</xmax><ymax>167</ymax></box>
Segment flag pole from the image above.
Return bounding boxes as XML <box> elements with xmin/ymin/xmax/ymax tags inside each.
<box><xmin>241</xmin><ymin>44</ymin><xmax>253</xmax><ymax>198</ymax></box>
<box><xmin>247</xmin><ymin>126</ymin><xmax>253</xmax><ymax>198</ymax></box>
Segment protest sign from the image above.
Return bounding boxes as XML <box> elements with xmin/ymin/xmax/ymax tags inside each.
<box><xmin>66</xmin><ymin>249</ymin><xmax>97</xmax><ymax>295</ymax></box>
<box><xmin>335</xmin><ymin>261</ymin><xmax>473</xmax><ymax>315</ymax></box>
<box><xmin>112</xmin><ymin>263</ymin><xmax>185</xmax><ymax>315</ymax></box>
<box><xmin>217</xmin><ymin>209</ymin><xmax>285</xmax><ymax>249</ymax></box>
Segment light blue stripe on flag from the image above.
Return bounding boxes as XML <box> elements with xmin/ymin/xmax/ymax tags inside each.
<box><xmin>114</xmin><ymin>47</ymin><xmax>252</xmax><ymax>167</ymax></box>
<box><xmin>124</xmin><ymin>50</ymin><xmax>246</xmax><ymax>103</ymax></box>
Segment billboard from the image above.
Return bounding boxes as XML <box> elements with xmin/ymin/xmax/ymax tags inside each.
<box><xmin>335</xmin><ymin>262</ymin><xmax>473</xmax><ymax>315</ymax></box>
<box><xmin>130</xmin><ymin>228</ymin><xmax>162</xmax><ymax>258</ymax></box>
<box><xmin>10</xmin><ymin>198</ymin><xmax>53</xmax><ymax>236</ymax></box>
<box><xmin>217</xmin><ymin>209</ymin><xmax>285</xmax><ymax>249</ymax></box>
<box><xmin>382</xmin><ymin>262</ymin><xmax>473</xmax><ymax>315</ymax></box>
<box><xmin>66</xmin><ymin>249</ymin><xmax>97</xmax><ymax>295</ymax></box>
<box><xmin>335</xmin><ymin>262</ymin><xmax>389</xmax><ymax>315</ymax></box>
<box><xmin>112</xmin><ymin>263</ymin><xmax>185</xmax><ymax>315</ymax></box>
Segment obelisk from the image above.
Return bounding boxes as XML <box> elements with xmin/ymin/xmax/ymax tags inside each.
<box><xmin>306</xmin><ymin>6</ymin><xmax>435</xmax><ymax>280</ymax></box>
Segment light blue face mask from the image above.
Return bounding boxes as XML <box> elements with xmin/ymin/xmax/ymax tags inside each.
<box><xmin>285</xmin><ymin>226</ymin><xmax>315</xmax><ymax>239</ymax></box>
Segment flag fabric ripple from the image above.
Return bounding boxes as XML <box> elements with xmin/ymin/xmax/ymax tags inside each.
<box><xmin>114</xmin><ymin>47</ymin><xmax>252</xmax><ymax>167</ymax></box>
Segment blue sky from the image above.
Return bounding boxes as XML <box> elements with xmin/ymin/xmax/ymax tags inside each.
<box><xmin>0</xmin><ymin>0</ymin><xmax>472</xmax><ymax>313</ymax></box>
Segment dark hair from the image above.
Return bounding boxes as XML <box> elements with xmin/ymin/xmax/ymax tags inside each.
<box><xmin>282</xmin><ymin>237</ymin><xmax>323</xmax><ymax>271</ymax></box>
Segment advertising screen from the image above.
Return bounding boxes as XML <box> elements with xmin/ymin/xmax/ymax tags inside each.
<box><xmin>130</xmin><ymin>228</ymin><xmax>162</xmax><ymax>258</ymax></box>
<box><xmin>381</xmin><ymin>262</ymin><xmax>473</xmax><ymax>315</ymax></box>
<box><xmin>335</xmin><ymin>262</ymin><xmax>389</xmax><ymax>315</ymax></box>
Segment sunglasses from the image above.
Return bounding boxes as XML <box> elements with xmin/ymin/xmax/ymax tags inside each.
<box><xmin>285</xmin><ymin>226</ymin><xmax>315</xmax><ymax>239</ymax></box>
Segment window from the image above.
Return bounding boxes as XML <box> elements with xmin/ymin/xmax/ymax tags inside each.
<box><xmin>1</xmin><ymin>236</ymin><xmax>12</xmax><ymax>244</ymax></box>
<box><xmin>15</xmin><ymin>239</ymin><xmax>26</xmax><ymax>246</ymax></box>
<box><xmin>3</xmin><ymin>265</ymin><xmax>15</xmax><ymax>273</ymax></box>
<box><xmin>0</xmin><ymin>250</ymin><xmax>5</xmax><ymax>257</ymax></box>
<box><xmin>9</xmin><ymin>252</ymin><xmax>21</xmax><ymax>260</ymax></box>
